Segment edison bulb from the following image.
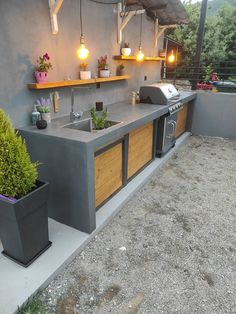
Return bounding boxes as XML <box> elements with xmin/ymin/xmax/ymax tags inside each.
<box><xmin>136</xmin><ymin>49</ymin><xmax>144</xmax><ymax>62</ymax></box>
<box><xmin>168</xmin><ymin>51</ymin><xmax>175</xmax><ymax>63</ymax></box>
<box><xmin>77</xmin><ymin>44</ymin><xmax>89</xmax><ymax>60</ymax></box>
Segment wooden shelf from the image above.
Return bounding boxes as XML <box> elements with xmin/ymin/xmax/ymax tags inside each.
<box><xmin>113</xmin><ymin>55</ymin><xmax>165</xmax><ymax>61</ymax></box>
<box><xmin>27</xmin><ymin>75</ymin><xmax>131</xmax><ymax>90</ymax></box>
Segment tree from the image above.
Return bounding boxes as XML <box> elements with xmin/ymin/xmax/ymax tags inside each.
<box><xmin>168</xmin><ymin>0</ymin><xmax>236</xmax><ymax>65</ymax></box>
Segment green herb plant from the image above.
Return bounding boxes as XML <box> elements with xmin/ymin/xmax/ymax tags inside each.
<box><xmin>90</xmin><ymin>107</ymin><xmax>108</xmax><ymax>130</ymax></box>
<box><xmin>203</xmin><ymin>64</ymin><xmax>213</xmax><ymax>82</ymax></box>
<box><xmin>124</xmin><ymin>42</ymin><xmax>130</xmax><ymax>48</ymax></box>
<box><xmin>0</xmin><ymin>109</ymin><xmax>38</xmax><ymax>198</ymax></box>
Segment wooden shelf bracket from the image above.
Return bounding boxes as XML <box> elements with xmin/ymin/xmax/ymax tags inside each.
<box><xmin>49</xmin><ymin>0</ymin><xmax>64</xmax><ymax>35</ymax></box>
<box><xmin>117</xmin><ymin>2</ymin><xmax>145</xmax><ymax>44</ymax></box>
<box><xmin>154</xmin><ymin>20</ymin><xmax>177</xmax><ymax>49</ymax></box>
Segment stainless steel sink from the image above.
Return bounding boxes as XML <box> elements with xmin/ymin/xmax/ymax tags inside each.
<box><xmin>62</xmin><ymin>118</ymin><xmax>121</xmax><ymax>132</ymax></box>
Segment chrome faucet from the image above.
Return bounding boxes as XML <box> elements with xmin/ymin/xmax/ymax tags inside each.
<box><xmin>70</xmin><ymin>87</ymin><xmax>87</xmax><ymax>122</ymax></box>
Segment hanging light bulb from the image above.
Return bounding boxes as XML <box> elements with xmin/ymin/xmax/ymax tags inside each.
<box><xmin>136</xmin><ymin>14</ymin><xmax>145</xmax><ymax>62</ymax></box>
<box><xmin>136</xmin><ymin>45</ymin><xmax>145</xmax><ymax>62</ymax></box>
<box><xmin>77</xmin><ymin>0</ymin><xmax>89</xmax><ymax>60</ymax></box>
<box><xmin>168</xmin><ymin>50</ymin><xmax>175</xmax><ymax>63</ymax></box>
<box><xmin>77</xmin><ymin>35</ymin><xmax>89</xmax><ymax>60</ymax></box>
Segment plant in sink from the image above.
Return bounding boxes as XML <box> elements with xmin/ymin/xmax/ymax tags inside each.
<box><xmin>91</xmin><ymin>107</ymin><xmax>113</xmax><ymax>130</ymax></box>
<box><xmin>0</xmin><ymin>109</ymin><xmax>51</xmax><ymax>267</ymax></box>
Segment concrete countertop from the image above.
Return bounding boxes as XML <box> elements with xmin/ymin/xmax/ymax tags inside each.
<box><xmin>19</xmin><ymin>91</ymin><xmax>197</xmax><ymax>150</ymax></box>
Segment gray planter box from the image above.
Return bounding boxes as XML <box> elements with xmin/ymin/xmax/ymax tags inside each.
<box><xmin>0</xmin><ymin>181</ymin><xmax>51</xmax><ymax>267</ymax></box>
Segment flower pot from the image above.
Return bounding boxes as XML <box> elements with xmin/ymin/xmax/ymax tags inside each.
<box><xmin>35</xmin><ymin>71</ymin><xmax>48</xmax><ymax>83</ymax></box>
<box><xmin>0</xmin><ymin>180</ymin><xmax>51</xmax><ymax>267</ymax></box>
<box><xmin>121</xmin><ymin>48</ymin><xmax>131</xmax><ymax>56</ymax></box>
<box><xmin>99</xmin><ymin>70</ymin><xmax>110</xmax><ymax>78</ymax></box>
<box><xmin>41</xmin><ymin>112</ymin><xmax>51</xmax><ymax>123</ymax></box>
<box><xmin>117</xmin><ymin>69</ymin><xmax>125</xmax><ymax>76</ymax></box>
<box><xmin>80</xmin><ymin>71</ymin><xmax>91</xmax><ymax>80</ymax></box>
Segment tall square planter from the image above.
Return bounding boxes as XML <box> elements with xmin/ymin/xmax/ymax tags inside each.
<box><xmin>0</xmin><ymin>180</ymin><xmax>51</xmax><ymax>267</ymax></box>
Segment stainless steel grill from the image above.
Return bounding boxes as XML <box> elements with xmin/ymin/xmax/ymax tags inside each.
<box><xmin>139</xmin><ymin>83</ymin><xmax>180</xmax><ymax>105</ymax></box>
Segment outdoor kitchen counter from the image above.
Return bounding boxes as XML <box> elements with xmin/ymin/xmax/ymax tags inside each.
<box><xmin>19</xmin><ymin>91</ymin><xmax>197</xmax><ymax>151</ymax></box>
<box><xmin>19</xmin><ymin>91</ymin><xmax>197</xmax><ymax>234</ymax></box>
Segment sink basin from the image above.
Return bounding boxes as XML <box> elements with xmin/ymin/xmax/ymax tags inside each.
<box><xmin>63</xmin><ymin>118</ymin><xmax>121</xmax><ymax>132</ymax></box>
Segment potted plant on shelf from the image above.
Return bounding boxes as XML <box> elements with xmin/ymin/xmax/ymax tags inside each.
<box><xmin>79</xmin><ymin>62</ymin><xmax>91</xmax><ymax>80</ymax></box>
<box><xmin>36</xmin><ymin>98</ymin><xmax>51</xmax><ymax>123</ymax></box>
<box><xmin>117</xmin><ymin>63</ymin><xmax>125</xmax><ymax>76</ymax></box>
<box><xmin>0</xmin><ymin>109</ymin><xmax>51</xmax><ymax>267</ymax></box>
<box><xmin>121</xmin><ymin>42</ymin><xmax>131</xmax><ymax>56</ymax></box>
<box><xmin>35</xmin><ymin>52</ymin><xmax>53</xmax><ymax>83</ymax></box>
<box><xmin>98</xmin><ymin>55</ymin><xmax>110</xmax><ymax>78</ymax></box>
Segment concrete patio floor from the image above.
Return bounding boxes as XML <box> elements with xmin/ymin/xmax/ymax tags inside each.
<box><xmin>35</xmin><ymin>135</ymin><xmax>236</xmax><ymax>314</ymax></box>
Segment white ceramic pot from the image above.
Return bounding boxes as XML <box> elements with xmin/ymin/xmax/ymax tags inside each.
<box><xmin>80</xmin><ymin>71</ymin><xmax>91</xmax><ymax>80</ymax></box>
<box><xmin>121</xmin><ymin>48</ymin><xmax>131</xmax><ymax>56</ymax></box>
<box><xmin>99</xmin><ymin>70</ymin><xmax>110</xmax><ymax>78</ymax></box>
<box><xmin>41</xmin><ymin>112</ymin><xmax>51</xmax><ymax>123</ymax></box>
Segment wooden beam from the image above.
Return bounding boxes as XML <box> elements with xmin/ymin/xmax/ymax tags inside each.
<box><xmin>49</xmin><ymin>0</ymin><xmax>64</xmax><ymax>35</ymax></box>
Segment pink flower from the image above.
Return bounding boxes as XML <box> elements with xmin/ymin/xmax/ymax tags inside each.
<box><xmin>43</xmin><ymin>53</ymin><xmax>50</xmax><ymax>61</ymax></box>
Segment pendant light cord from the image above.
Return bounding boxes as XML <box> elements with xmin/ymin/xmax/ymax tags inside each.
<box><xmin>139</xmin><ymin>13</ymin><xmax>143</xmax><ymax>47</ymax></box>
<box><xmin>80</xmin><ymin>0</ymin><xmax>83</xmax><ymax>36</ymax></box>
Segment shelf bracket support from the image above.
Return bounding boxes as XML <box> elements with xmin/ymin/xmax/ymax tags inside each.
<box><xmin>49</xmin><ymin>0</ymin><xmax>64</xmax><ymax>35</ymax></box>
<box><xmin>154</xmin><ymin>21</ymin><xmax>177</xmax><ymax>50</ymax></box>
<box><xmin>117</xmin><ymin>2</ymin><xmax>145</xmax><ymax>44</ymax></box>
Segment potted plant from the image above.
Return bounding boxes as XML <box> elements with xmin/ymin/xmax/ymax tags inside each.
<box><xmin>36</xmin><ymin>98</ymin><xmax>51</xmax><ymax>123</ymax></box>
<box><xmin>35</xmin><ymin>52</ymin><xmax>53</xmax><ymax>83</ymax></box>
<box><xmin>98</xmin><ymin>55</ymin><xmax>110</xmax><ymax>78</ymax></box>
<box><xmin>121</xmin><ymin>42</ymin><xmax>131</xmax><ymax>56</ymax></box>
<box><xmin>90</xmin><ymin>107</ymin><xmax>109</xmax><ymax>130</ymax></box>
<box><xmin>117</xmin><ymin>63</ymin><xmax>125</xmax><ymax>76</ymax></box>
<box><xmin>79</xmin><ymin>62</ymin><xmax>91</xmax><ymax>80</ymax></box>
<box><xmin>0</xmin><ymin>109</ymin><xmax>51</xmax><ymax>267</ymax></box>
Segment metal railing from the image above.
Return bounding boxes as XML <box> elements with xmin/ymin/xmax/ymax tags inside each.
<box><xmin>161</xmin><ymin>60</ymin><xmax>236</xmax><ymax>92</ymax></box>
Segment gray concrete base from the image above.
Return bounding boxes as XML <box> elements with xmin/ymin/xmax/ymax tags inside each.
<box><xmin>0</xmin><ymin>133</ymin><xmax>190</xmax><ymax>314</ymax></box>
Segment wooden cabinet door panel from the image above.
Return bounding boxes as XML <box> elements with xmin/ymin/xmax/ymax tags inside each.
<box><xmin>128</xmin><ymin>122</ymin><xmax>153</xmax><ymax>179</ymax></box>
<box><xmin>175</xmin><ymin>103</ymin><xmax>188</xmax><ymax>138</ymax></box>
<box><xmin>95</xmin><ymin>142</ymin><xmax>123</xmax><ymax>207</ymax></box>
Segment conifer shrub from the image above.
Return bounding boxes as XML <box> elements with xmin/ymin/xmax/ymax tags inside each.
<box><xmin>0</xmin><ymin>108</ymin><xmax>38</xmax><ymax>198</ymax></box>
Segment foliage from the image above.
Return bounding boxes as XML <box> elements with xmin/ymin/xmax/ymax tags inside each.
<box><xmin>36</xmin><ymin>98</ymin><xmax>51</xmax><ymax>113</ymax></box>
<box><xmin>0</xmin><ymin>109</ymin><xmax>38</xmax><ymax>198</ymax></box>
<box><xmin>98</xmin><ymin>55</ymin><xmax>109</xmax><ymax>70</ymax></box>
<box><xmin>80</xmin><ymin>62</ymin><xmax>88</xmax><ymax>71</ymax></box>
<box><xmin>203</xmin><ymin>64</ymin><xmax>213</xmax><ymax>81</ymax></box>
<box><xmin>36</xmin><ymin>53</ymin><xmax>53</xmax><ymax>73</ymax></box>
<box><xmin>17</xmin><ymin>297</ymin><xmax>45</xmax><ymax>314</ymax></box>
<box><xmin>90</xmin><ymin>107</ymin><xmax>108</xmax><ymax>130</ymax></box>
<box><xmin>124</xmin><ymin>42</ymin><xmax>130</xmax><ymax>48</ymax></box>
<box><xmin>167</xmin><ymin>0</ymin><xmax>236</xmax><ymax>66</ymax></box>
<box><xmin>119</xmin><ymin>63</ymin><xmax>124</xmax><ymax>70</ymax></box>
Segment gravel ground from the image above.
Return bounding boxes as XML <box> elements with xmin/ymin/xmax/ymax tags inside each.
<box><xmin>39</xmin><ymin>136</ymin><xmax>236</xmax><ymax>314</ymax></box>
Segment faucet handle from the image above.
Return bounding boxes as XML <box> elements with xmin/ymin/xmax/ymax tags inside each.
<box><xmin>77</xmin><ymin>111</ymin><xmax>83</xmax><ymax>119</ymax></box>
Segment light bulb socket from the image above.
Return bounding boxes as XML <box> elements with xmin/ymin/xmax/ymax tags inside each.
<box><xmin>80</xmin><ymin>35</ymin><xmax>85</xmax><ymax>45</ymax></box>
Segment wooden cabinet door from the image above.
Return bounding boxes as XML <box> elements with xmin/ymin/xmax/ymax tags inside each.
<box><xmin>95</xmin><ymin>142</ymin><xmax>123</xmax><ymax>208</ymax></box>
<box><xmin>127</xmin><ymin>122</ymin><xmax>154</xmax><ymax>179</ymax></box>
<box><xmin>175</xmin><ymin>103</ymin><xmax>188</xmax><ymax>138</ymax></box>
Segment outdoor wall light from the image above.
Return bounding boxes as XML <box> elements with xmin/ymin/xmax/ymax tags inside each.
<box><xmin>136</xmin><ymin>14</ymin><xmax>145</xmax><ymax>62</ymax></box>
<box><xmin>168</xmin><ymin>50</ymin><xmax>175</xmax><ymax>63</ymax></box>
<box><xmin>77</xmin><ymin>0</ymin><xmax>89</xmax><ymax>60</ymax></box>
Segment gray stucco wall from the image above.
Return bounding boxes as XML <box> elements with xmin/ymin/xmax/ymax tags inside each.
<box><xmin>191</xmin><ymin>91</ymin><xmax>236</xmax><ymax>139</ymax></box>
<box><xmin>0</xmin><ymin>0</ymin><xmax>162</xmax><ymax>127</ymax></box>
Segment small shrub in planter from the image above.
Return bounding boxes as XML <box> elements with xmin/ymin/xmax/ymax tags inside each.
<box><xmin>121</xmin><ymin>42</ymin><xmax>131</xmax><ymax>56</ymax></box>
<box><xmin>0</xmin><ymin>109</ymin><xmax>51</xmax><ymax>267</ymax></box>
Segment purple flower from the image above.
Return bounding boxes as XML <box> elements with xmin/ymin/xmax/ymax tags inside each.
<box><xmin>43</xmin><ymin>53</ymin><xmax>50</xmax><ymax>61</ymax></box>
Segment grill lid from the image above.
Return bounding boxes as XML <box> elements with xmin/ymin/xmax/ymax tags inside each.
<box><xmin>140</xmin><ymin>83</ymin><xmax>180</xmax><ymax>105</ymax></box>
